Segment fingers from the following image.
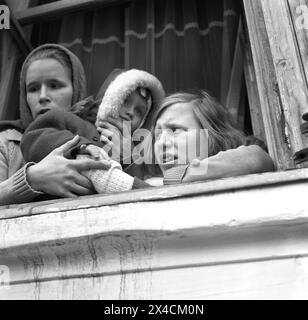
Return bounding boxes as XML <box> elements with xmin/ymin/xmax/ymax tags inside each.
<box><xmin>100</xmin><ymin>134</ymin><xmax>112</xmax><ymax>145</ymax></box>
<box><xmin>73</xmin><ymin>172</ymin><xmax>95</xmax><ymax>190</ymax></box>
<box><xmin>73</xmin><ymin>158</ymin><xmax>111</xmax><ymax>171</ymax></box>
<box><xmin>99</xmin><ymin>128</ymin><xmax>114</xmax><ymax>139</ymax></box>
<box><xmin>57</xmin><ymin>189</ymin><xmax>78</xmax><ymax>198</ymax></box>
<box><xmin>97</xmin><ymin>148</ymin><xmax>110</xmax><ymax>161</ymax></box>
<box><xmin>67</xmin><ymin>182</ymin><xmax>95</xmax><ymax>196</ymax></box>
<box><xmin>84</xmin><ymin>145</ymin><xmax>101</xmax><ymax>160</ymax></box>
<box><xmin>106</xmin><ymin>117</ymin><xmax>124</xmax><ymax>131</ymax></box>
<box><xmin>52</xmin><ymin>135</ymin><xmax>80</xmax><ymax>155</ymax></box>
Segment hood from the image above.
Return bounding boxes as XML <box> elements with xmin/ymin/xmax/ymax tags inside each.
<box><xmin>18</xmin><ymin>43</ymin><xmax>87</xmax><ymax>130</ymax></box>
<box><xmin>95</xmin><ymin>68</ymin><xmax>165</xmax><ymax>131</ymax></box>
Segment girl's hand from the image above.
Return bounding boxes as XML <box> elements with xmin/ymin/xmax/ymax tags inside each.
<box><xmin>27</xmin><ymin>135</ymin><xmax>111</xmax><ymax>198</ymax></box>
<box><xmin>97</xmin><ymin>118</ymin><xmax>124</xmax><ymax>161</ymax></box>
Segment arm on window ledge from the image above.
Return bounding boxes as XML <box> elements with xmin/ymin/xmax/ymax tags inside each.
<box><xmin>183</xmin><ymin>145</ymin><xmax>275</xmax><ymax>183</ymax></box>
<box><xmin>163</xmin><ymin>145</ymin><xmax>275</xmax><ymax>185</ymax></box>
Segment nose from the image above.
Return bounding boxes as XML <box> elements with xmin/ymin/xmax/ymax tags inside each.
<box><xmin>39</xmin><ymin>85</ymin><xmax>51</xmax><ymax>104</ymax></box>
<box><xmin>156</xmin><ymin>129</ymin><xmax>173</xmax><ymax>149</ymax></box>
<box><xmin>124</xmin><ymin>105</ymin><xmax>134</xmax><ymax>119</ymax></box>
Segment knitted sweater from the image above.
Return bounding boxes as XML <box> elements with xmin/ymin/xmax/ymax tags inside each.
<box><xmin>0</xmin><ymin>129</ymin><xmax>41</xmax><ymax>206</ymax></box>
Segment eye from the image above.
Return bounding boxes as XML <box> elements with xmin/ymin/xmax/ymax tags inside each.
<box><xmin>171</xmin><ymin>128</ymin><xmax>184</xmax><ymax>135</ymax></box>
<box><xmin>27</xmin><ymin>84</ymin><xmax>39</xmax><ymax>93</ymax></box>
<box><xmin>49</xmin><ymin>81</ymin><xmax>62</xmax><ymax>89</ymax></box>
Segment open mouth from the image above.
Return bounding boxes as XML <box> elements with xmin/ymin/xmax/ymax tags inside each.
<box><xmin>162</xmin><ymin>154</ymin><xmax>178</xmax><ymax>164</ymax></box>
<box><xmin>38</xmin><ymin>108</ymin><xmax>51</xmax><ymax>116</ymax></box>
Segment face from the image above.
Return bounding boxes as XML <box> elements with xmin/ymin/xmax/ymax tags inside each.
<box><xmin>26</xmin><ymin>58</ymin><xmax>73</xmax><ymax>119</ymax></box>
<box><xmin>154</xmin><ymin>102</ymin><xmax>209</xmax><ymax>173</ymax></box>
<box><xmin>119</xmin><ymin>91</ymin><xmax>148</xmax><ymax>132</ymax></box>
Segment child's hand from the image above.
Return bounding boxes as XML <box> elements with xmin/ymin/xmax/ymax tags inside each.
<box><xmin>97</xmin><ymin>118</ymin><xmax>125</xmax><ymax>161</ymax></box>
<box><xmin>79</xmin><ymin>144</ymin><xmax>110</xmax><ymax>161</ymax></box>
<box><xmin>27</xmin><ymin>136</ymin><xmax>111</xmax><ymax>198</ymax></box>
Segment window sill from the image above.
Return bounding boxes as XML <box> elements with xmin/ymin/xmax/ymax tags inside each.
<box><xmin>1</xmin><ymin>167</ymin><xmax>308</xmax><ymax>219</ymax></box>
<box><xmin>1</xmin><ymin>168</ymin><xmax>308</xmax><ymax>299</ymax></box>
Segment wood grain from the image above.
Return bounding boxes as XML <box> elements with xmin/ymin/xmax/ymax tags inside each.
<box><xmin>15</xmin><ymin>0</ymin><xmax>129</xmax><ymax>25</ymax></box>
<box><xmin>243</xmin><ymin>0</ymin><xmax>295</xmax><ymax>169</ymax></box>
<box><xmin>1</xmin><ymin>177</ymin><xmax>308</xmax><ymax>299</ymax></box>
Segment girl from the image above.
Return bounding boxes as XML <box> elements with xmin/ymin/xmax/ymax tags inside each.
<box><xmin>146</xmin><ymin>90</ymin><xmax>274</xmax><ymax>185</ymax></box>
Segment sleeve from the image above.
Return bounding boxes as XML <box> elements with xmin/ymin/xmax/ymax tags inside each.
<box><xmin>0</xmin><ymin>140</ymin><xmax>41</xmax><ymax>206</ymax></box>
<box><xmin>21</xmin><ymin>109</ymin><xmax>99</xmax><ymax>163</ymax></box>
<box><xmin>244</xmin><ymin>135</ymin><xmax>268</xmax><ymax>152</ymax></box>
<box><xmin>77</xmin><ymin>156</ymin><xmax>151</xmax><ymax>194</ymax></box>
<box><xmin>163</xmin><ymin>144</ymin><xmax>275</xmax><ymax>185</ymax></box>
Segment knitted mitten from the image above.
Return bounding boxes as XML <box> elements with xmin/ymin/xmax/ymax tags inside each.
<box><xmin>77</xmin><ymin>155</ymin><xmax>134</xmax><ymax>194</ymax></box>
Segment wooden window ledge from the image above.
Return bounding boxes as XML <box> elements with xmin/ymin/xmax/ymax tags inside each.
<box><xmin>1</xmin><ymin>169</ymin><xmax>308</xmax><ymax>299</ymax></box>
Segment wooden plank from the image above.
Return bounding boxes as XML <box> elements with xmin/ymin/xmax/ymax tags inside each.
<box><xmin>2</xmin><ymin>257</ymin><xmax>308</xmax><ymax>299</ymax></box>
<box><xmin>5</xmin><ymin>0</ymin><xmax>36</xmax><ymax>40</ymax></box>
<box><xmin>15</xmin><ymin>0</ymin><xmax>129</xmax><ymax>26</ymax></box>
<box><xmin>260</xmin><ymin>0</ymin><xmax>308</xmax><ymax>160</ymax></box>
<box><xmin>287</xmin><ymin>0</ymin><xmax>308</xmax><ymax>119</ymax></box>
<box><xmin>242</xmin><ymin>15</ymin><xmax>267</xmax><ymax>143</ymax></box>
<box><xmin>2</xmin><ymin>167</ymin><xmax>308</xmax><ymax>220</ymax></box>
<box><xmin>5</xmin><ymin>0</ymin><xmax>33</xmax><ymax>12</ymax></box>
<box><xmin>1</xmin><ymin>199</ymin><xmax>308</xmax><ymax>285</ymax></box>
<box><xmin>1</xmin><ymin>1</ymin><xmax>32</xmax><ymax>54</ymax></box>
<box><xmin>1</xmin><ymin>180</ymin><xmax>308</xmax><ymax>251</ymax></box>
<box><xmin>243</xmin><ymin>0</ymin><xmax>294</xmax><ymax>170</ymax></box>
<box><xmin>1</xmin><ymin>181</ymin><xmax>308</xmax><ymax>299</ymax></box>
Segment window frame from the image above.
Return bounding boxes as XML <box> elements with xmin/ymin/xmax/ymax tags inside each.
<box><xmin>1</xmin><ymin>0</ymin><xmax>308</xmax><ymax>203</ymax></box>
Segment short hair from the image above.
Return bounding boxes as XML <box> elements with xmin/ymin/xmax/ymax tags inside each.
<box><xmin>154</xmin><ymin>90</ymin><xmax>245</xmax><ymax>157</ymax></box>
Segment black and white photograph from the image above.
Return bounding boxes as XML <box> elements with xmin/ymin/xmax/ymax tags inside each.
<box><xmin>0</xmin><ymin>0</ymin><xmax>308</xmax><ymax>303</ymax></box>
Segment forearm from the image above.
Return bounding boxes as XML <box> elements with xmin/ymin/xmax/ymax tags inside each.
<box><xmin>0</xmin><ymin>163</ymin><xmax>42</xmax><ymax>206</ymax></box>
<box><xmin>184</xmin><ymin>145</ymin><xmax>275</xmax><ymax>183</ymax></box>
<box><xmin>163</xmin><ymin>145</ymin><xmax>275</xmax><ymax>185</ymax></box>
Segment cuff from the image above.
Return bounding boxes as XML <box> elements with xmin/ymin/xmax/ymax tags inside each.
<box><xmin>163</xmin><ymin>165</ymin><xmax>189</xmax><ymax>185</ymax></box>
<box><xmin>81</xmin><ymin>159</ymin><xmax>133</xmax><ymax>194</ymax></box>
<box><xmin>12</xmin><ymin>163</ymin><xmax>44</xmax><ymax>202</ymax></box>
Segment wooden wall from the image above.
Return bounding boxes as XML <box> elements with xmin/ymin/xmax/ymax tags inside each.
<box><xmin>1</xmin><ymin>169</ymin><xmax>308</xmax><ymax>299</ymax></box>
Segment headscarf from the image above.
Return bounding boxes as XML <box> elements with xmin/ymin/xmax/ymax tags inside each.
<box><xmin>0</xmin><ymin>43</ymin><xmax>87</xmax><ymax>132</ymax></box>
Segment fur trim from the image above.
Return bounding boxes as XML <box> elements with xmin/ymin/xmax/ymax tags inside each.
<box><xmin>96</xmin><ymin>69</ymin><xmax>165</xmax><ymax>129</ymax></box>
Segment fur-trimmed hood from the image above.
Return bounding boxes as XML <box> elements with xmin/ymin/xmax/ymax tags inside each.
<box><xmin>95</xmin><ymin>68</ymin><xmax>165</xmax><ymax>130</ymax></box>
